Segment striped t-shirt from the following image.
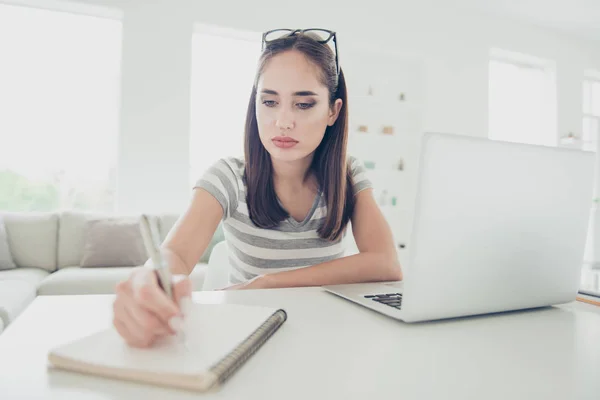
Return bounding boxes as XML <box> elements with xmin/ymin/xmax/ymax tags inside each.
<box><xmin>194</xmin><ymin>156</ymin><xmax>373</xmax><ymax>285</ymax></box>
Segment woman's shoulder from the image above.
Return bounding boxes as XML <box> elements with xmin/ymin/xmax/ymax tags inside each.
<box><xmin>346</xmin><ymin>154</ymin><xmax>364</xmax><ymax>172</ymax></box>
<box><xmin>345</xmin><ymin>155</ymin><xmax>373</xmax><ymax>192</ymax></box>
<box><xmin>222</xmin><ymin>156</ymin><xmax>245</xmax><ymax>172</ymax></box>
<box><xmin>209</xmin><ymin>156</ymin><xmax>245</xmax><ymax>178</ymax></box>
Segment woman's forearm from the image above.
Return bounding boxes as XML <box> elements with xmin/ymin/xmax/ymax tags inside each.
<box><xmin>164</xmin><ymin>247</ymin><xmax>194</xmax><ymax>275</ymax></box>
<box><xmin>144</xmin><ymin>247</ymin><xmax>193</xmax><ymax>276</ymax></box>
<box><xmin>263</xmin><ymin>252</ymin><xmax>403</xmax><ymax>289</ymax></box>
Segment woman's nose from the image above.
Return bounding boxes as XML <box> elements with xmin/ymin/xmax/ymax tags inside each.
<box><xmin>275</xmin><ymin>109</ymin><xmax>295</xmax><ymax>131</ymax></box>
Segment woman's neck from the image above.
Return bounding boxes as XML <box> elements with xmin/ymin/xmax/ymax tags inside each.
<box><xmin>271</xmin><ymin>156</ymin><xmax>317</xmax><ymax>191</ymax></box>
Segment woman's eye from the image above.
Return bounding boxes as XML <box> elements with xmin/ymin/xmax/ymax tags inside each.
<box><xmin>262</xmin><ymin>100</ymin><xmax>277</xmax><ymax>107</ymax></box>
<box><xmin>297</xmin><ymin>103</ymin><xmax>314</xmax><ymax>110</ymax></box>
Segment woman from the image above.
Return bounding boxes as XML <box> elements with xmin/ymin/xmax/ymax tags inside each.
<box><xmin>113</xmin><ymin>29</ymin><xmax>402</xmax><ymax>347</ymax></box>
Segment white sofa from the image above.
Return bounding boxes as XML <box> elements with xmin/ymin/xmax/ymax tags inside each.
<box><xmin>0</xmin><ymin>211</ymin><xmax>224</xmax><ymax>333</ymax></box>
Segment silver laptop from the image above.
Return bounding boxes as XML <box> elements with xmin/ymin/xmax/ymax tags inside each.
<box><xmin>324</xmin><ymin>132</ymin><xmax>596</xmax><ymax>322</ymax></box>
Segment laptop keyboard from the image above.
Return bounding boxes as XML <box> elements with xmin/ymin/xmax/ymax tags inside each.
<box><xmin>364</xmin><ymin>293</ymin><xmax>403</xmax><ymax>310</ymax></box>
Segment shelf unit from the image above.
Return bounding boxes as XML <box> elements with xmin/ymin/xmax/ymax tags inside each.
<box><xmin>342</xmin><ymin>50</ymin><xmax>426</xmax><ymax>252</ymax></box>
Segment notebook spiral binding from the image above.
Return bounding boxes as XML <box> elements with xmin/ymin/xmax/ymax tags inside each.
<box><xmin>208</xmin><ymin>309</ymin><xmax>287</xmax><ymax>387</ymax></box>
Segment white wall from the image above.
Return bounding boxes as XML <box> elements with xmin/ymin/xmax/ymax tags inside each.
<box><xmin>5</xmin><ymin>0</ymin><xmax>600</xmax><ymax>214</ymax></box>
<box><xmin>115</xmin><ymin>0</ymin><xmax>194</xmax><ymax>214</ymax></box>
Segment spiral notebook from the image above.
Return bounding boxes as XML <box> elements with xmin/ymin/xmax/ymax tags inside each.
<box><xmin>47</xmin><ymin>303</ymin><xmax>287</xmax><ymax>392</ymax></box>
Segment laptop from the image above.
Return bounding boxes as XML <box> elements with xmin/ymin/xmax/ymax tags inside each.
<box><xmin>324</xmin><ymin>132</ymin><xmax>596</xmax><ymax>322</ymax></box>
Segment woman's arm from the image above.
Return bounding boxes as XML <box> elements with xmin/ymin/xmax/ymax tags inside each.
<box><xmin>239</xmin><ymin>188</ymin><xmax>402</xmax><ymax>289</ymax></box>
<box><xmin>154</xmin><ymin>188</ymin><xmax>224</xmax><ymax>276</ymax></box>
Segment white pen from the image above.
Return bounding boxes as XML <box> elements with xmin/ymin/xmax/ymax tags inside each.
<box><xmin>139</xmin><ymin>214</ymin><xmax>186</xmax><ymax>345</ymax></box>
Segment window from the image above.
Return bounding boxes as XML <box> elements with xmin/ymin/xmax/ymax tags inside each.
<box><xmin>0</xmin><ymin>4</ymin><xmax>122</xmax><ymax>212</ymax></box>
<box><xmin>189</xmin><ymin>25</ymin><xmax>261</xmax><ymax>186</ymax></box>
<box><xmin>488</xmin><ymin>49</ymin><xmax>557</xmax><ymax>147</ymax></box>
<box><xmin>582</xmin><ymin>77</ymin><xmax>600</xmax><ymax>152</ymax></box>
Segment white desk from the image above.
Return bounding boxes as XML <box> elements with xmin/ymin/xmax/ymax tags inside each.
<box><xmin>1</xmin><ymin>287</ymin><xmax>599</xmax><ymax>400</ymax></box>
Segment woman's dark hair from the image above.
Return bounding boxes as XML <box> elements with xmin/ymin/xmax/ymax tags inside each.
<box><xmin>243</xmin><ymin>32</ymin><xmax>354</xmax><ymax>242</ymax></box>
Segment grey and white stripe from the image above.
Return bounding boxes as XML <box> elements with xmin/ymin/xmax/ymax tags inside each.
<box><xmin>194</xmin><ymin>156</ymin><xmax>373</xmax><ymax>285</ymax></box>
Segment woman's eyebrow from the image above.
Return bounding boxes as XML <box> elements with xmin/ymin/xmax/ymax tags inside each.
<box><xmin>260</xmin><ymin>89</ymin><xmax>319</xmax><ymax>96</ymax></box>
<box><xmin>293</xmin><ymin>90</ymin><xmax>318</xmax><ymax>96</ymax></box>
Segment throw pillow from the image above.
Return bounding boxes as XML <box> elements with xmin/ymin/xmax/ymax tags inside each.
<box><xmin>80</xmin><ymin>218</ymin><xmax>148</xmax><ymax>268</ymax></box>
<box><xmin>0</xmin><ymin>217</ymin><xmax>17</xmax><ymax>270</ymax></box>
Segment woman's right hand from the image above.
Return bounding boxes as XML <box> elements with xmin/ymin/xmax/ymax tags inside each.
<box><xmin>112</xmin><ymin>266</ymin><xmax>192</xmax><ymax>348</ymax></box>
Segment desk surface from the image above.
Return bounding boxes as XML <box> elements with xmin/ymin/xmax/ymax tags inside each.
<box><xmin>1</xmin><ymin>287</ymin><xmax>599</xmax><ymax>400</ymax></box>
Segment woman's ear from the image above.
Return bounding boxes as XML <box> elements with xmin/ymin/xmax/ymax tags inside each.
<box><xmin>327</xmin><ymin>99</ymin><xmax>343</xmax><ymax>126</ymax></box>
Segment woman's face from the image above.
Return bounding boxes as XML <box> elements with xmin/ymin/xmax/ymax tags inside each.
<box><xmin>255</xmin><ymin>50</ymin><xmax>342</xmax><ymax>163</ymax></box>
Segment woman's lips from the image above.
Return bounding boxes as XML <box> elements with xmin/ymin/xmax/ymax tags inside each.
<box><xmin>272</xmin><ymin>136</ymin><xmax>298</xmax><ymax>149</ymax></box>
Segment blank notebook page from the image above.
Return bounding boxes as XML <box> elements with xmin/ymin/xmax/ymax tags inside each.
<box><xmin>49</xmin><ymin>303</ymin><xmax>280</xmax><ymax>376</ymax></box>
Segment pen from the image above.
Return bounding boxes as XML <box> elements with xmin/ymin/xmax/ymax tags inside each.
<box><xmin>576</xmin><ymin>296</ymin><xmax>600</xmax><ymax>307</ymax></box>
<box><xmin>139</xmin><ymin>214</ymin><xmax>186</xmax><ymax>344</ymax></box>
<box><xmin>139</xmin><ymin>214</ymin><xmax>172</xmax><ymax>298</ymax></box>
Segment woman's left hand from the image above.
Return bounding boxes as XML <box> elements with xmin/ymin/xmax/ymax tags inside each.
<box><xmin>221</xmin><ymin>275</ymin><xmax>273</xmax><ymax>290</ymax></box>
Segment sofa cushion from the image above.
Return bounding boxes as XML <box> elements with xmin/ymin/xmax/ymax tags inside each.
<box><xmin>58</xmin><ymin>212</ymin><xmax>162</xmax><ymax>269</ymax></box>
<box><xmin>0</xmin><ymin>217</ymin><xmax>16</xmax><ymax>270</ymax></box>
<box><xmin>57</xmin><ymin>211</ymin><xmax>105</xmax><ymax>269</ymax></box>
<box><xmin>157</xmin><ymin>213</ymin><xmax>179</xmax><ymax>242</ymax></box>
<box><xmin>0</xmin><ymin>267</ymin><xmax>50</xmax><ymax>287</ymax></box>
<box><xmin>80</xmin><ymin>217</ymin><xmax>149</xmax><ymax>268</ymax></box>
<box><xmin>37</xmin><ymin>266</ymin><xmax>138</xmax><ymax>295</ymax></box>
<box><xmin>0</xmin><ymin>280</ymin><xmax>37</xmax><ymax>327</ymax></box>
<box><xmin>37</xmin><ymin>264</ymin><xmax>208</xmax><ymax>295</ymax></box>
<box><xmin>1</xmin><ymin>212</ymin><xmax>58</xmax><ymax>272</ymax></box>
